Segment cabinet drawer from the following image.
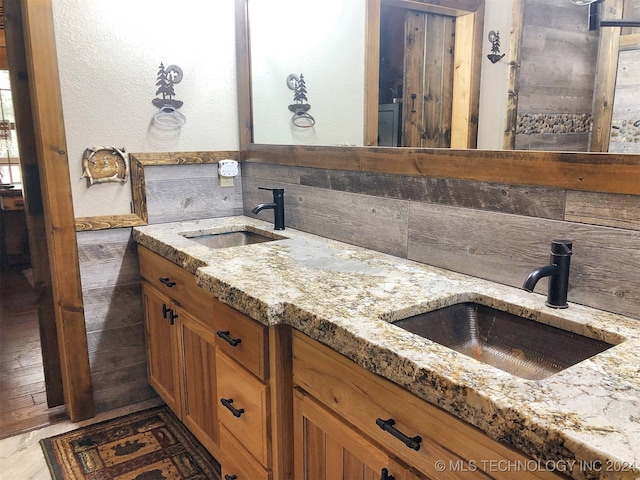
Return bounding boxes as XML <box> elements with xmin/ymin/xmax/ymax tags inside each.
<box><xmin>138</xmin><ymin>246</ymin><xmax>214</xmax><ymax>318</ymax></box>
<box><xmin>214</xmin><ymin>299</ymin><xmax>268</xmax><ymax>380</ymax></box>
<box><xmin>217</xmin><ymin>350</ymin><xmax>270</xmax><ymax>468</ymax></box>
<box><xmin>292</xmin><ymin>331</ymin><xmax>564</xmax><ymax>480</ymax></box>
<box><xmin>220</xmin><ymin>426</ymin><xmax>271</xmax><ymax>480</ymax></box>
<box><xmin>0</xmin><ymin>196</ymin><xmax>24</xmax><ymax>211</ymax></box>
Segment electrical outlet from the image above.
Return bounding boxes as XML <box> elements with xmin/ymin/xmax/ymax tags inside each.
<box><xmin>219</xmin><ymin>176</ymin><xmax>234</xmax><ymax>187</ymax></box>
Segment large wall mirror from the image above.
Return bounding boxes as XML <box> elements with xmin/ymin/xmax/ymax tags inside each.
<box><xmin>247</xmin><ymin>0</ymin><xmax>640</xmax><ymax>153</ymax></box>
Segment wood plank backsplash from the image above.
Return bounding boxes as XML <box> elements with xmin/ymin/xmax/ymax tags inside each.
<box><xmin>76</xmin><ymin>228</ymin><xmax>156</xmax><ymax>412</ymax></box>
<box><xmin>242</xmin><ymin>162</ymin><xmax>640</xmax><ymax>320</ymax></box>
<box><xmin>75</xmin><ymin>162</ymin><xmax>247</xmax><ymax>413</ymax></box>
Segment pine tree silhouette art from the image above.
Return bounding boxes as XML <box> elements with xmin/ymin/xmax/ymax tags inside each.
<box><xmin>152</xmin><ymin>62</ymin><xmax>183</xmax><ymax>109</ymax></box>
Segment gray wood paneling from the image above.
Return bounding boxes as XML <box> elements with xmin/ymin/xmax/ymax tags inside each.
<box><xmin>519</xmin><ymin>1</ymin><xmax>598</xmax><ymax>110</ymax></box>
<box><xmin>86</xmin><ymin>324</ymin><xmax>146</xmax><ymax>373</ymax></box>
<box><xmin>242</xmin><ymin>162</ymin><xmax>301</xmax><ymax>184</ymax></box>
<box><xmin>76</xmin><ymin>228</ymin><xmax>156</xmax><ymax>413</ymax></box>
<box><xmin>83</xmin><ymin>283</ymin><xmax>143</xmax><ymax>333</ymax></box>
<box><xmin>407</xmin><ymin>202</ymin><xmax>640</xmax><ymax>319</ymax></box>
<box><xmin>77</xmin><ymin>229</ymin><xmax>140</xmax><ymax>288</ymax></box>
<box><xmin>517</xmin><ymin>0</ymin><xmax>598</xmax><ymax>150</ymax></box>
<box><xmin>297</xmin><ymin>168</ymin><xmax>566</xmax><ymax>219</ymax></box>
<box><xmin>145</xmin><ymin>164</ymin><xmax>243</xmax><ymax>224</ymax></box>
<box><xmin>516</xmin><ymin>133</ymin><xmax>591</xmax><ymax>152</ymax></box>
<box><xmin>243</xmin><ymin>177</ymin><xmax>410</xmax><ymax>258</ymax></box>
<box><xmin>93</xmin><ymin>379</ymin><xmax>157</xmax><ymax>413</ymax></box>
<box><xmin>244</xmin><ymin>163</ymin><xmax>566</xmax><ymax>219</ymax></box>
<box><xmin>565</xmin><ymin>191</ymin><xmax>640</xmax><ymax>230</ymax></box>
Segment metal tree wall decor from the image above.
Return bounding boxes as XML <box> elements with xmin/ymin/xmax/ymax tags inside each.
<box><xmin>286</xmin><ymin>73</ymin><xmax>315</xmax><ymax>127</ymax></box>
<box><xmin>487</xmin><ymin>31</ymin><xmax>505</xmax><ymax>64</ymax></box>
<box><xmin>152</xmin><ymin>63</ymin><xmax>186</xmax><ymax>127</ymax></box>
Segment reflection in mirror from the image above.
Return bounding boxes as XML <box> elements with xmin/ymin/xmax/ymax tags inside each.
<box><xmin>248</xmin><ymin>0</ymin><xmax>640</xmax><ymax>153</ymax></box>
<box><xmin>249</xmin><ymin>0</ymin><xmax>365</xmax><ymax>146</ymax></box>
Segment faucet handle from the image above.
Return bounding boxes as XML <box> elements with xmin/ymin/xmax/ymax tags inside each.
<box><xmin>551</xmin><ymin>240</ymin><xmax>572</xmax><ymax>255</ymax></box>
<box><xmin>258</xmin><ymin>187</ymin><xmax>284</xmax><ymax>196</ymax></box>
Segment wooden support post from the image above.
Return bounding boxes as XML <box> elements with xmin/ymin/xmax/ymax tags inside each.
<box><xmin>21</xmin><ymin>0</ymin><xmax>94</xmax><ymax>421</ymax></box>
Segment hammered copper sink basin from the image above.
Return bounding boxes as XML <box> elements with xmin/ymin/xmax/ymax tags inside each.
<box><xmin>180</xmin><ymin>229</ymin><xmax>285</xmax><ymax>249</ymax></box>
<box><xmin>393</xmin><ymin>302</ymin><xmax>616</xmax><ymax>380</ymax></box>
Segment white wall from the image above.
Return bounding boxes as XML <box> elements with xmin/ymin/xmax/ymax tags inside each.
<box><xmin>249</xmin><ymin>0</ymin><xmax>366</xmax><ymax>146</ymax></box>
<box><xmin>477</xmin><ymin>0</ymin><xmax>513</xmax><ymax>150</ymax></box>
<box><xmin>52</xmin><ymin>0</ymin><xmax>239</xmax><ymax>217</ymax></box>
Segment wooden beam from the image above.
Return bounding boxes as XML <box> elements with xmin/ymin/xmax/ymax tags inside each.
<box><xmin>236</xmin><ymin>0</ymin><xmax>252</xmax><ymax>153</ymax></box>
<box><xmin>364</xmin><ymin>0</ymin><xmax>381</xmax><ymax>146</ymax></box>
<box><xmin>451</xmin><ymin>8</ymin><xmax>483</xmax><ymax>148</ymax></box>
<box><xmin>382</xmin><ymin>0</ymin><xmax>483</xmax><ymax>17</ymax></box>
<box><xmin>246</xmin><ymin>144</ymin><xmax>640</xmax><ymax>195</ymax></box>
<box><xmin>504</xmin><ymin>0</ymin><xmax>523</xmax><ymax>150</ymax></box>
<box><xmin>4</xmin><ymin>0</ymin><xmax>63</xmax><ymax>408</ymax></box>
<box><xmin>74</xmin><ymin>214</ymin><xmax>147</xmax><ymax>232</ymax></box>
<box><xmin>21</xmin><ymin>0</ymin><xmax>94</xmax><ymax>421</ymax></box>
<box><xmin>590</xmin><ymin>0</ymin><xmax>623</xmax><ymax>152</ymax></box>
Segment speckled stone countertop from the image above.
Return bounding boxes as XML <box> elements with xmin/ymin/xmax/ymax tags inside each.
<box><xmin>134</xmin><ymin>216</ymin><xmax>640</xmax><ymax>480</ymax></box>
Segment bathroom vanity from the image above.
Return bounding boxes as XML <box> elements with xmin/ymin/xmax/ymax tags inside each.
<box><xmin>134</xmin><ymin>216</ymin><xmax>640</xmax><ymax>480</ymax></box>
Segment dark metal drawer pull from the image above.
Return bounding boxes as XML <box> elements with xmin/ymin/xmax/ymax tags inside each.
<box><xmin>380</xmin><ymin>468</ymin><xmax>395</xmax><ymax>480</ymax></box>
<box><xmin>168</xmin><ymin>310</ymin><xmax>178</xmax><ymax>325</ymax></box>
<box><xmin>221</xmin><ymin>398</ymin><xmax>245</xmax><ymax>418</ymax></box>
<box><xmin>162</xmin><ymin>303</ymin><xmax>171</xmax><ymax>319</ymax></box>
<box><xmin>217</xmin><ymin>330</ymin><xmax>242</xmax><ymax>347</ymax></box>
<box><xmin>224</xmin><ymin>475</ymin><xmax>237</xmax><ymax>480</ymax></box>
<box><xmin>375</xmin><ymin>418</ymin><xmax>422</xmax><ymax>451</ymax></box>
<box><xmin>159</xmin><ymin>277</ymin><xmax>176</xmax><ymax>287</ymax></box>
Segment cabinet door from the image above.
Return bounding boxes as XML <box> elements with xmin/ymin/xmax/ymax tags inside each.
<box><xmin>142</xmin><ymin>282</ymin><xmax>183</xmax><ymax>415</ymax></box>
<box><xmin>294</xmin><ymin>389</ymin><xmax>404</xmax><ymax>480</ymax></box>
<box><xmin>181</xmin><ymin>308</ymin><xmax>220</xmax><ymax>458</ymax></box>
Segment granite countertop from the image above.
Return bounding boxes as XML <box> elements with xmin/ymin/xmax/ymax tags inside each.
<box><xmin>134</xmin><ymin>216</ymin><xmax>640</xmax><ymax>480</ymax></box>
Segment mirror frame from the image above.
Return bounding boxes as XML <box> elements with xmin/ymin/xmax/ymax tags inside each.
<box><xmin>235</xmin><ymin>0</ymin><xmax>640</xmax><ymax>196</ymax></box>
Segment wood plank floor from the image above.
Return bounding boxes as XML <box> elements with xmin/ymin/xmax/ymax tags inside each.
<box><xmin>0</xmin><ymin>267</ymin><xmax>165</xmax><ymax>478</ymax></box>
<box><xmin>0</xmin><ymin>267</ymin><xmax>66</xmax><ymax>439</ymax></box>
<box><xmin>0</xmin><ymin>397</ymin><xmax>163</xmax><ymax>480</ymax></box>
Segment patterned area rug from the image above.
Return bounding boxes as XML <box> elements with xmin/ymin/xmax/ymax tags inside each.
<box><xmin>40</xmin><ymin>406</ymin><xmax>221</xmax><ymax>480</ymax></box>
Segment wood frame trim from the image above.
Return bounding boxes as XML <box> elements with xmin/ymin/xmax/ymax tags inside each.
<box><xmin>364</xmin><ymin>0</ymin><xmax>381</xmax><ymax>146</ymax></box>
<box><xmin>74</xmin><ymin>151</ymin><xmax>240</xmax><ymax>231</ymax></box>
<box><xmin>236</xmin><ymin>0</ymin><xmax>253</xmax><ymax>153</ymax></box>
<box><xmin>21</xmin><ymin>0</ymin><xmax>94</xmax><ymax>421</ymax></box>
<box><xmin>450</xmin><ymin>5</ymin><xmax>484</xmax><ymax>148</ymax></box>
<box><xmin>504</xmin><ymin>0</ymin><xmax>523</xmax><ymax>150</ymax></box>
<box><xmin>246</xmin><ymin>143</ymin><xmax>640</xmax><ymax>195</ymax></box>
<box><xmin>5</xmin><ymin>0</ymin><xmax>64</xmax><ymax>408</ymax></box>
<box><xmin>590</xmin><ymin>0</ymin><xmax>623</xmax><ymax>153</ymax></box>
<box><xmin>237</xmin><ymin>0</ymin><xmax>640</xmax><ymax>196</ymax></box>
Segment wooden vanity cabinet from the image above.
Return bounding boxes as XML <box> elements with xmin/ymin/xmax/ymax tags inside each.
<box><xmin>215</xmin><ymin>302</ymin><xmax>273</xmax><ymax>478</ymax></box>
<box><xmin>295</xmin><ymin>387</ymin><xmax>426</xmax><ymax>480</ymax></box>
<box><xmin>292</xmin><ymin>330</ymin><xmax>566</xmax><ymax>480</ymax></box>
<box><xmin>139</xmin><ymin>246</ymin><xmax>220</xmax><ymax>458</ymax></box>
<box><xmin>138</xmin><ymin>246</ymin><xmax>291</xmax><ymax>480</ymax></box>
